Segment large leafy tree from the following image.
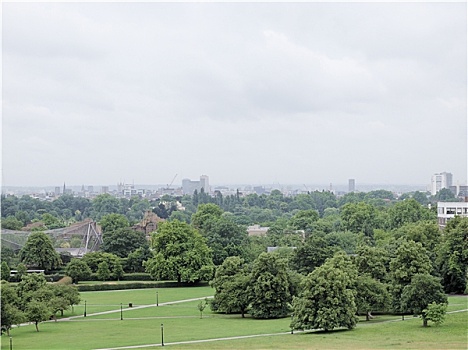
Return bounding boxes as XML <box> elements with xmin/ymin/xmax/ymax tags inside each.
<box><xmin>289</xmin><ymin>210</ymin><xmax>319</xmax><ymax>231</ymax></box>
<box><xmin>191</xmin><ymin>203</ymin><xmax>223</xmax><ymax>230</ymax></box>
<box><xmin>354</xmin><ymin>245</ymin><xmax>389</xmax><ymax>282</ymax></box>
<box><xmin>389</xmin><ymin>239</ymin><xmax>432</xmax><ymax>314</ymax></box>
<box><xmin>145</xmin><ymin>220</ymin><xmax>214</xmax><ymax>284</ymax></box>
<box><xmin>340</xmin><ymin>202</ymin><xmax>377</xmax><ymax>236</ymax></box>
<box><xmin>1</xmin><ymin>282</ymin><xmax>25</xmax><ymax>335</ymax></box>
<box><xmin>101</xmin><ymin>227</ymin><xmax>148</xmax><ymax>258</ymax></box>
<box><xmin>248</xmin><ymin>253</ymin><xmax>291</xmax><ymax>319</ymax></box>
<box><xmin>65</xmin><ymin>259</ymin><xmax>92</xmax><ymax>284</ymax></box>
<box><xmin>81</xmin><ymin>252</ymin><xmax>124</xmax><ymax>280</ymax></box>
<box><xmin>90</xmin><ymin>194</ymin><xmax>123</xmax><ymax>221</ymax></box>
<box><xmin>99</xmin><ymin>213</ymin><xmax>129</xmax><ymax>234</ymax></box>
<box><xmin>291</xmin><ymin>253</ymin><xmax>358</xmax><ymax>331</ymax></box>
<box><xmin>437</xmin><ymin>217</ymin><xmax>468</xmax><ymax>294</ymax></box>
<box><xmin>201</xmin><ymin>216</ymin><xmax>248</xmax><ymax>266</ymax></box>
<box><xmin>387</xmin><ymin>199</ymin><xmax>434</xmax><ymax>230</ymax></box>
<box><xmin>291</xmin><ymin>233</ymin><xmax>335</xmax><ymax>275</ymax></box>
<box><xmin>19</xmin><ymin>231</ymin><xmax>61</xmax><ymax>272</ymax></box>
<box><xmin>355</xmin><ymin>275</ymin><xmax>390</xmax><ymax>321</ymax></box>
<box><xmin>210</xmin><ymin>256</ymin><xmax>250</xmax><ymax>317</ymax></box>
<box><xmin>25</xmin><ymin>299</ymin><xmax>52</xmax><ymax>332</ymax></box>
<box><xmin>401</xmin><ymin>274</ymin><xmax>447</xmax><ymax>327</ymax></box>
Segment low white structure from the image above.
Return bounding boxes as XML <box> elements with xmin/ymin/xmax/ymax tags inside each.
<box><xmin>437</xmin><ymin>201</ymin><xmax>468</xmax><ymax>228</ymax></box>
<box><xmin>247</xmin><ymin>224</ymin><xmax>269</xmax><ymax>237</ymax></box>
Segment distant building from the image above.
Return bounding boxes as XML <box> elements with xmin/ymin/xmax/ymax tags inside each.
<box><xmin>431</xmin><ymin>172</ymin><xmax>453</xmax><ymax>195</ymax></box>
<box><xmin>348</xmin><ymin>179</ymin><xmax>355</xmax><ymax>192</ymax></box>
<box><xmin>247</xmin><ymin>224</ymin><xmax>269</xmax><ymax>237</ymax></box>
<box><xmin>54</xmin><ymin>187</ymin><xmax>61</xmax><ymax>195</ymax></box>
<box><xmin>449</xmin><ymin>184</ymin><xmax>468</xmax><ymax>198</ymax></box>
<box><xmin>182</xmin><ymin>175</ymin><xmax>210</xmax><ymax>195</ymax></box>
<box><xmin>101</xmin><ymin>186</ymin><xmax>109</xmax><ymax>194</ymax></box>
<box><xmin>437</xmin><ymin>201</ymin><xmax>468</xmax><ymax>228</ymax></box>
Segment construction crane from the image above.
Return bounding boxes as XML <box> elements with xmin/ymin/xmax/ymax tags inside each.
<box><xmin>166</xmin><ymin>174</ymin><xmax>178</xmax><ymax>189</ymax></box>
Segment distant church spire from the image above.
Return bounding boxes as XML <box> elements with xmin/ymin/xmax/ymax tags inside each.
<box><xmin>63</xmin><ymin>182</ymin><xmax>66</xmax><ymax>194</ymax></box>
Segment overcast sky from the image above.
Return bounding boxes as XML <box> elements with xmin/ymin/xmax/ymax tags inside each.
<box><xmin>2</xmin><ymin>2</ymin><xmax>467</xmax><ymax>188</ymax></box>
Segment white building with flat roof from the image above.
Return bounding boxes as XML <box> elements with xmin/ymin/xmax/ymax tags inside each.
<box><xmin>437</xmin><ymin>201</ymin><xmax>468</xmax><ymax>228</ymax></box>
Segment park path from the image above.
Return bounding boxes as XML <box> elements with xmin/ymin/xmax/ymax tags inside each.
<box><xmin>94</xmin><ymin>308</ymin><xmax>468</xmax><ymax>350</ymax></box>
<box><xmin>63</xmin><ymin>296</ymin><xmax>213</xmax><ymax>321</ymax></box>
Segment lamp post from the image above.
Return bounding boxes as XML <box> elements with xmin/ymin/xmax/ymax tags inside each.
<box><xmin>84</xmin><ymin>300</ymin><xmax>87</xmax><ymax>317</ymax></box>
<box><xmin>291</xmin><ymin>313</ymin><xmax>294</xmax><ymax>334</ymax></box>
<box><xmin>161</xmin><ymin>323</ymin><xmax>164</xmax><ymax>346</ymax></box>
<box><xmin>120</xmin><ymin>303</ymin><xmax>123</xmax><ymax>320</ymax></box>
<box><xmin>156</xmin><ymin>291</ymin><xmax>159</xmax><ymax>306</ymax></box>
<box><xmin>9</xmin><ymin>336</ymin><xmax>12</xmax><ymax>350</ymax></box>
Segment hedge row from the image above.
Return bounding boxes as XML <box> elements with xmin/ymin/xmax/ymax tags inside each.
<box><xmin>76</xmin><ymin>281</ymin><xmax>183</xmax><ymax>291</ymax></box>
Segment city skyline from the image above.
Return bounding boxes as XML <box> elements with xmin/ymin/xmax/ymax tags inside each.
<box><xmin>2</xmin><ymin>2</ymin><xmax>467</xmax><ymax>187</ymax></box>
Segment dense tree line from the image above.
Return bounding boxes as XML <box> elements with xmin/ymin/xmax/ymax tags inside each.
<box><xmin>1</xmin><ymin>188</ymin><xmax>466</xmax><ymax>332</ymax></box>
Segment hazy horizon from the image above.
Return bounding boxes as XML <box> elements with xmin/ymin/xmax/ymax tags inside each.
<box><xmin>2</xmin><ymin>2</ymin><xmax>467</xmax><ymax>187</ymax></box>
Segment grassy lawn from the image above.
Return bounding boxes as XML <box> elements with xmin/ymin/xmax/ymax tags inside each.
<box><xmin>2</xmin><ymin>294</ymin><xmax>466</xmax><ymax>350</ymax></box>
<box><xmin>74</xmin><ymin>285</ymin><xmax>213</xmax><ymax>315</ymax></box>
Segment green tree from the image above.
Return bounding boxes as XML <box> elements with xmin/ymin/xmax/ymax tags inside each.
<box><xmin>340</xmin><ymin>202</ymin><xmax>377</xmax><ymax>237</ymax></box>
<box><xmin>125</xmin><ymin>246</ymin><xmax>153</xmax><ymax>273</ymax></box>
<box><xmin>191</xmin><ymin>203</ymin><xmax>223</xmax><ymax>230</ymax></box>
<box><xmin>423</xmin><ymin>302</ymin><xmax>447</xmax><ymax>326</ymax></box>
<box><xmin>289</xmin><ymin>209</ymin><xmax>319</xmax><ymax>231</ymax></box>
<box><xmin>354</xmin><ymin>245</ymin><xmax>389</xmax><ymax>282</ymax></box>
<box><xmin>197</xmin><ymin>299</ymin><xmax>207</xmax><ymax>319</ymax></box>
<box><xmin>1</xmin><ymin>261</ymin><xmax>11</xmax><ymax>281</ymax></box>
<box><xmin>97</xmin><ymin>261</ymin><xmax>111</xmax><ymax>281</ymax></box>
<box><xmin>16</xmin><ymin>263</ymin><xmax>28</xmax><ymax>281</ymax></box>
<box><xmin>25</xmin><ymin>299</ymin><xmax>52</xmax><ymax>332</ymax></box>
<box><xmin>41</xmin><ymin>213</ymin><xmax>65</xmax><ymax>229</ymax></box>
<box><xmin>291</xmin><ymin>256</ymin><xmax>358</xmax><ymax>331</ymax></box>
<box><xmin>99</xmin><ymin>213</ymin><xmax>129</xmax><ymax>233</ymax></box>
<box><xmin>401</xmin><ymin>274</ymin><xmax>447</xmax><ymax>327</ymax></box>
<box><xmin>437</xmin><ymin>217</ymin><xmax>468</xmax><ymax>293</ymax></box>
<box><xmin>387</xmin><ymin>199</ymin><xmax>434</xmax><ymax>230</ymax></box>
<box><xmin>90</xmin><ymin>194</ymin><xmax>123</xmax><ymax>221</ymax></box>
<box><xmin>52</xmin><ymin>284</ymin><xmax>80</xmax><ymax>315</ymax></box>
<box><xmin>355</xmin><ymin>275</ymin><xmax>390</xmax><ymax>321</ymax></box>
<box><xmin>210</xmin><ymin>256</ymin><xmax>250</xmax><ymax>317</ymax></box>
<box><xmin>81</xmin><ymin>252</ymin><xmax>124</xmax><ymax>280</ymax></box>
<box><xmin>65</xmin><ymin>259</ymin><xmax>92</xmax><ymax>284</ymax></box>
<box><xmin>433</xmin><ymin>188</ymin><xmax>457</xmax><ymax>202</ymax></box>
<box><xmin>248</xmin><ymin>253</ymin><xmax>291</xmax><ymax>319</ymax></box>
<box><xmin>1</xmin><ymin>282</ymin><xmax>25</xmax><ymax>335</ymax></box>
<box><xmin>389</xmin><ymin>240</ymin><xmax>433</xmax><ymax>315</ymax></box>
<box><xmin>101</xmin><ymin>227</ymin><xmax>148</xmax><ymax>258</ymax></box>
<box><xmin>145</xmin><ymin>220</ymin><xmax>214</xmax><ymax>284</ymax></box>
<box><xmin>1</xmin><ymin>216</ymin><xmax>24</xmax><ymax>230</ymax></box>
<box><xmin>19</xmin><ymin>231</ymin><xmax>61</xmax><ymax>272</ymax></box>
<box><xmin>202</xmin><ymin>216</ymin><xmax>248</xmax><ymax>266</ymax></box>
<box><xmin>291</xmin><ymin>233</ymin><xmax>335</xmax><ymax>275</ymax></box>
<box><xmin>16</xmin><ymin>273</ymin><xmax>48</xmax><ymax>304</ymax></box>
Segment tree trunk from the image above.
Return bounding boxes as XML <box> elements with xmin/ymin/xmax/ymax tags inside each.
<box><xmin>423</xmin><ymin>316</ymin><xmax>428</xmax><ymax>327</ymax></box>
<box><xmin>61</xmin><ymin>310</ymin><xmax>64</xmax><ymax>317</ymax></box>
<box><xmin>35</xmin><ymin>321</ymin><xmax>39</xmax><ymax>332</ymax></box>
<box><xmin>366</xmin><ymin>313</ymin><xmax>370</xmax><ymax>321</ymax></box>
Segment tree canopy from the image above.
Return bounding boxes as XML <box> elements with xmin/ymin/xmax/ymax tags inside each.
<box><xmin>145</xmin><ymin>220</ymin><xmax>214</xmax><ymax>284</ymax></box>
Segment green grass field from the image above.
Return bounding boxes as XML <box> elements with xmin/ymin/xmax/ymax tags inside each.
<box><xmin>2</xmin><ymin>290</ymin><xmax>466</xmax><ymax>350</ymax></box>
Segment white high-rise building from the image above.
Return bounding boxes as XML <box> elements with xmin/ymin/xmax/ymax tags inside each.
<box><xmin>431</xmin><ymin>172</ymin><xmax>453</xmax><ymax>195</ymax></box>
